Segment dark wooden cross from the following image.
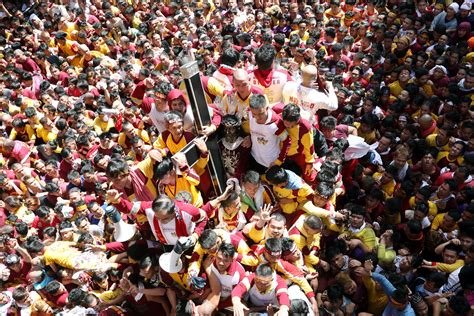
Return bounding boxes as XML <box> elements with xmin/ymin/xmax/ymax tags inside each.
<box><xmin>178</xmin><ymin>61</ymin><xmax>226</xmax><ymax>195</ymax></box>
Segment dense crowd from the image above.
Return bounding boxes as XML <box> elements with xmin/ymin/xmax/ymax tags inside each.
<box><xmin>0</xmin><ymin>0</ymin><xmax>473</xmax><ymax>315</ymax></box>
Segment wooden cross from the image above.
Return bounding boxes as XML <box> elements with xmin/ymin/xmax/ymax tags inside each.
<box><xmin>178</xmin><ymin>61</ymin><xmax>226</xmax><ymax>195</ymax></box>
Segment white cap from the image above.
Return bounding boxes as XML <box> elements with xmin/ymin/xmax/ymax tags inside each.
<box><xmin>461</xmin><ymin>1</ymin><xmax>472</xmax><ymax>10</ymax></box>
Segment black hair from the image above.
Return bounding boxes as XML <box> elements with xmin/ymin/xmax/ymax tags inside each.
<box><xmin>426</xmin><ymin>271</ymin><xmax>446</xmax><ymax>289</ymax></box>
<box><xmin>68</xmin><ymin>288</ymin><xmax>87</xmax><ymax>306</ymax></box>
<box><xmin>265</xmin><ymin>237</ymin><xmax>282</xmax><ymax>253</ymax></box>
<box><xmin>446</xmin><ymin>210</ymin><xmax>462</xmax><ymax>222</ymax></box>
<box><xmin>221</xmin><ymin>192</ymin><xmax>240</xmax><ymax>209</ymax></box>
<box><xmin>289</xmin><ymin>299</ymin><xmax>309</xmax><ymax>315</ymax></box>
<box><xmin>327</xmin><ymin>283</ymin><xmax>344</xmax><ymax>302</ymax></box>
<box><xmin>126</xmin><ymin>243</ymin><xmax>148</xmax><ymax>261</ymax></box>
<box><xmin>106</xmin><ymin>159</ymin><xmax>129</xmax><ymax>178</ymax></box>
<box><xmin>12</xmin><ymin>287</ymin><xmax>28</xmax><ymax>302</ymax></box>
<box><xmin>255</xmin><ymin>263</ymin><xmax>273</xmax><ymax>277</ymax></box>
<box><xmin>319</xmin><ymin>116</ymin><xmax>337</xmax><ymax>130</ymax></box>
<box><xmin>77</xmin><ymin>232</ymin><xmax>94</xmax><ymax>244</ymax></box>
<box><xmin>305</xmin><ymin>215</ymin><xmax>323</xmax><ymax>230</ymax></box>
<box><xmin>282</xmin><ymin>103</ymin><xmax>301</xmax><ymax>122</ymax></box>
<box><xmin>221</xmin><ymin>48</ymin><xmax>240</xmax><ymax>67</ymax></box>
<box><xmin>219</xmin><ymin>242</ymin><xmax>236</xmax><ymax>258</ymax></box>
<box><xmin>43</xmin><ymin>226</ymin><xmax>57</xmax><ymax>238</ymax></box>
<box><xmin>325</xmin><ymin>246</ymin><xmax>342</xmax><ymax>262</ymax></box>
<box><xmin>199</xmin><ymin>229</ymin><xmax>218</xmax><ymax>249</ymax></box>
<box><xmin>315</xmin><ymin>181</ymin><xmax>335</xmax><ymax>198</ymax></box>
<box><xmin>266</xmin><ymin>166</ymin><xmax>288</xmax><ymax>185</ymax></box>
<box><xmin>255</xmin><ymin>44</ymin><xmax>276</xmax><ymax>70</ymax></box>
<box><xmin>44</xmin><ymin>280</ymin><xmax>61</xmax><ymax>294</ymax></box>
<box><xmin>447</xmin><ymin>295</ymin><xmax>470</xmax><ymax>315</ymax></box>
<box><xmin>25</xmin><ymin>239</ymin><xmax>44</xmax><ymax>254</ymax></box>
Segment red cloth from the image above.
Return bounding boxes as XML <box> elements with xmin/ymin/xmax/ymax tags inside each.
<box><xmin>252</xmin><ymin>68</ymin><xmax>274</xmax><ymax>88</ymax></box>
<box><xmin>166</xmin><ymin>89</ymin><xmax>189</xmax><ymax>107</ymax></box>
<box><xmin>129</xmin><ymin>167</ymin><xmax>155</xmax><ymax>202</ymax></box>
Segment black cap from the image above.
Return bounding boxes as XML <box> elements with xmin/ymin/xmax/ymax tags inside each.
<box><xmin>55</xmin><ymin>31</ymin><xmax>67</xmax><ymax>39</ymax></box>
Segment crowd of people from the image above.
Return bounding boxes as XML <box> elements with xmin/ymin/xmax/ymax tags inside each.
<box><xmin>0</xmin><ymin>0</ymin><xmax>473</xmax><ymax>315</ymax></box>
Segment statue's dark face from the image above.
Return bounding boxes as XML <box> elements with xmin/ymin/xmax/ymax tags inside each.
<box><xmin>224</xmin><ymin>126</ymin><xmax>239</xmax><ymax>143</ymax></box>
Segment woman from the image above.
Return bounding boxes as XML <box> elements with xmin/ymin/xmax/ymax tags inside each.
<box><xmin>451</xmin><ymin>21</ymin><xmax>472</xmax><ymax>44</ymax></box>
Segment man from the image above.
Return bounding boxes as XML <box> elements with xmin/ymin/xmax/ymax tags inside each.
<box><xmin>240</xmin><ymin>170</ymin><xmax>274</xmax><ymax>220</ymax></box>
<box><xmin>212</xmin><ymin>48</ymin><xmax>239</xmax><ymax>90</ymax></box>
<box><xmin>315</xmin><ymin>116</ymin><xmax>357</xmax><ymax>153</ymax></box>
<box><xmin>280</xmin><ymin>103</ymin><xmax>315</xmax><ymax>182</ymax></box>
<box><xmin>211</xmin><ymin>243</ymin><xmax>246</xmax><ymax>309</ymax></box>
<box><xmin>339</xmin><ymin>206</ymin><xmax>377</xmax><ymax>260</ymax></box>
<box><xmin>166</xmin><ymin>88</ymin><xmax>221</xmax><ymax>135</ymax></box>
<box><xmin>248</xmin><ymin>44</ymin><xmax>292</xmax><ymax>106</ymax></box>
<box><xmin>231</xmin><ymin>263</ymin><xmax>290</xmax><ymax>316</ymax></box>
<box><xmin>217</xmin><ymin>69</ymin><xmax>263</xmax><ymax>131</ymax></box>
<box><xmin>153</xmin><ymin>111</ymin><xmax>195</xmax><ymax>155</ymax></box>
<box><xmin>246</xmin><ymin>209</ymin><xmax>288</xmax><ymax>244</ymax></box>
<box><xmin>247</xmin><ymin>94</ymin><xmax>290</xmax><ymax>174</ymax></box>
<box><xmin>266</xmin><ymin>166</ymin><xmax>344</xmax><ymax>222</ymax></box>
<box><xmin>188</xmin><ymin>229</ymin><xmax>258</xmax><ymax>278</ymax></box>
<box><xmin>106</xmin><ymin>149</ymin><xmax>163</xmax><ymax>202</ymax></box>
<box><xmin>153</xmin><ymin>148</ymin><xmax>208</xmax><ymax>207</ymax></box>
<box><xmin>365</xmin><ymin>260</ymin><xmax>416</xmax><ymax>315</ymax></box>
<box><xmin>282</xmin><ymin>64</ymin><xmax>338</xmax><ymax>127</ymax></box>
<box><xmin>289</xmin><ymin>214</ymin><xmax>323</xmax><ymax>272</ymax></box>
<box><xmin>12</xmin><ymin>287</ymin><xmax>52</xmax><ymax>314</ymax></box>
<box><xmin>255</xmin><ymin>238</ymin><xmax>319</xmax><ymax>314</ymax></box>
<box><xmin>2</xmin><ymin>241</ymin><xmax>33</xmax><ymax>287</ymax></box>
<box><xmin>107</xmin><ymin>192</ymin><xmax>207</xmax><ymax>246</ymax></box>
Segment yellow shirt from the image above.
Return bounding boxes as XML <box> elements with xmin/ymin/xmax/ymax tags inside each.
<box><xmin>153</xmin><ymin>132</ymin><xmax>191</xmax><ymax>155</ymax></box>
<box><xmin>160</xmin><ymin>168</ymin><xmax>203</xmax><ymax>207</ymax></box>
<box><xmin>343</xmin><ymin>225</ymin><xmax>377</xmax><ymax>251</ymax></box>
<box><xmin>92</xmin><ymin>288</ymin><xmax>123</xmax><ymax>303</ymax></box>
<box><xmin>389</xmin><ymin>80</ymin><xmax>404</xmax><ymax>97</ymax></box>
<box><xmin>433</xmin><ymin>259</ymin><xmax>464</xmax><ymax>273</ymax></box>
<box><xmin>409</xmin><ymin>196</ymin><xmax>438</xmax><ymax>217</ymax></box>
<box><xmin>57</xmin><ymin>39</ymin><xmax>77</xmax><ymax>57</ymax></box>
<box><xmin>426</xmin><ymin>134</ymin><xmax>450</xmax><ymax>152</ymax></box>
<box><xmin>273</xmin><ymin>180</ymin><xmax>314</xmax><ymax>214</ymax></box>
<box><xmin>118</xmin><ymin>130</ymin><xmax>150</xmax><ymax>149</ymax></box>
<box><xmin>354</xmin><ymin>122</ymin><xmax>378</xmax><ymax>144</ymax></box>
<box><xmin>286</xmin><ymin>123</ymin><xmax>314</xmax><ymax>163</ymax></box>
<box><xmin>372</xmin><ymin>172</ymin><xmax>396</xmax><ymax>199</ymax></box>
<box><xmin>36</xmin><ymin>126</ymin><xmax>58</xmax><ymax>143</ymax></box>
<box><xmin>431</xmin><ymin>213</ymin><xmax>458</xmax><ymax>232</ymax></box>
<box><xmin>10</xmin><ymin>126</ymin><xmax>36</xmax><ymax>141</ymax></box>
<box><xmin>93</xmin><ymin>117</ymin><xmax>114</xmax><ymax>135</ymax></box>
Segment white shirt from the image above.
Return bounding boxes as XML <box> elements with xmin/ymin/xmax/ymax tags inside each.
<box><xmin>282</xmin><ymin>81</ymin><xmax>338</xmax><ymax>125</ymax></box>
<box><xmin>249</xmin><ymin>69</ymin><xmax>291</xmax><ymax>106</ymax></box>
<box><xmin>249</xmin><ymin>110</ymin><xmax>285</xmax><ymax>167</ymax></box>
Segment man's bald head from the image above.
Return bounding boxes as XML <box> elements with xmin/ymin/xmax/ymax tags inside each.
<box><xmin>418</xmin><ymin>114</ymin><xmax>433</xmax><ymax>129</ymax></box>
<box><xmin>233</xmin><ymin>68</ymin><xmax>249</xmax><ymax>81</ymax></box>
<box><xmin>302</xmin><ymin>65</ymin><xmax>318</xmax><ymax>76</ymax></box>
<box><xmin>301</xmin><ymin>65</ymin><xmax>318</xmax><ymax>87</ymax></box>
